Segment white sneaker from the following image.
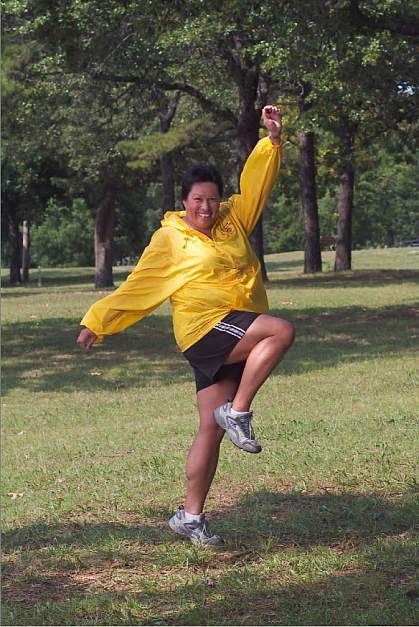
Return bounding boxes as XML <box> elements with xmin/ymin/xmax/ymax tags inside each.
<box><xmin>169</xmin><ymin>506</ymin><xmax>223</xmax><ymax>546</ymax></box>
<box><xmin>214</xmin><ymin>401</ymin><xmax>262</xmax><ymax>453</ymax></box>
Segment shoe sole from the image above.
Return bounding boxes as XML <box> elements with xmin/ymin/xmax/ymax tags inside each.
<box><xmin>230</xmin><ymin>439</ymin><xmax>262</xmax><ymax>454</ymax></box>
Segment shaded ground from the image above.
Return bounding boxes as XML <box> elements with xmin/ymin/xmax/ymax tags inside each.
<box><xmin>2</xmin><ymin>261</ymin><xmax>418</xmax><ymax>625</ymax></box>
<box><xmin>2</xmin><ymin>299</ymin><xmax>418</xmax><ymax>395</ymax></box>
<box><xmin>268</xmin><ymin>269</ymin><xmax>419</xmax><ymax>289</ymax></box>
<box><xmin>2</xmin><ymin>489</ymin><xmax>418</xmax><ymax>625</ymax></box>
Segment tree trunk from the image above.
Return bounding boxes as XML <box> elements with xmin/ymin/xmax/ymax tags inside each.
<box><xmin>160</xmin><ymin>151</ymin><xmax>175</xmax><ymax>212</ymax></box>
<box><xmin>237</xmin><ymin>107</ymin><xmax>260</xmax><ymax>158</ymax></box>
<box><xmin>229</xmin><ymin>42</ymin><xmax>269</xmax><ymax>282</ymax></box>
<box><xmin>22</xmin><ymin>220</ymin><xmax>30</xmax><ymax>283</ymax></box>
<box><xmin>158</xmin><ymin>90</ymin><xmax>180</xmax><ymax>213</ymax></box>
<box><xmin>8</xmin><ymin>212</ymin><xmax>22</xmax><ymax>285</ymax></box>
<box><xmin>237</xmin><ymin>89</ymin><xmax>269</xmax><ymax>281</ymax></box>
<box><xmin>298</xmin><ymin>131</ymin><xmax>322</xmax><ymax>273</ymax></box>
<box><xmin>95</xmin><ymin>182</ymin><xmax>116</xmax><ymax>289</ymax></box>
<box><xmin>387</xmin><ymin>229</ymin><xmax>395</xmax><ymax>248</ymax></box>
<box><xmin>334</xmin><ymin>161</ymin><xmax>355</xmax><ymax>271</ymax></box>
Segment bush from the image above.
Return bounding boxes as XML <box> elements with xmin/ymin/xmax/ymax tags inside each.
<box><xmin>31</xmin><ymin>198</ymin><xmax>94</xmax><ymax>267</ymax></box>
<box><xmin>264</xmin><ymin>194</ymin><xmax>304</xmax><ymax>253</ymax></box>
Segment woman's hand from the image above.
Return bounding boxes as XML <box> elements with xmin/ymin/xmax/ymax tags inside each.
<box><xmin>77</xmin><ymin>327</ymin><xmax>97</xmax><ymax>351</ymax></box>
<box><xmin>262</xmin><ymin>105</ymin><xmax>282</xmax><ymax>144</ymax></box>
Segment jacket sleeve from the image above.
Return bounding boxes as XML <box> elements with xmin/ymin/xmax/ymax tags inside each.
<box><xmin>80</xmin><ymin>228</ymin><xmax>185</xmax><ymax>342</ymax></box>
<box><xmin>228</xmin><ymin>136</ymin><xmax>282</xmax><ymax>235</ymax></box>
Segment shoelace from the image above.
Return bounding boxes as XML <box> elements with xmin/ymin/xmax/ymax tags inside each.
<box><xmin>199</xmin><ymin>521</ymin><xmax>211</xmax><ymax>538</ymax></box>
<box><xmin>193</xmin><ymin>520</ymin><xmax>215</xmax><ymax>541</ymax></box>
<box><xmin>237</xmin><ymin>414</ymin><xmax>254</xmax><ymax>439</ymax></box>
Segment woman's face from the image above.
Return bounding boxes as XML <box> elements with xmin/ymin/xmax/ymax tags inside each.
<box><xmin>182</xmin><ymin>182</ymin><xmax>221</xmax><ymax>235</ymax></box>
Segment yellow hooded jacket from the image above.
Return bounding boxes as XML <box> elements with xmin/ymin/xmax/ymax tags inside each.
<box><xmin>80</xmin><ymin>136</ymin><xmax>282</xmax><ymax>352</ymax></box>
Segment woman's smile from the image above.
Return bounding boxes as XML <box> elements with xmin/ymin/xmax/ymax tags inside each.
<box><xmin>183</xmin><ymin>181</ymin><xmax>221</xmax><ymax>235</ymax></box>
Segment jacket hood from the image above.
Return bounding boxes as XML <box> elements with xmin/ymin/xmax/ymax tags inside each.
<box><xmin>161</xmin><ymin>211</ymin><xmax>189</xmax><ymax>232</ymax></box>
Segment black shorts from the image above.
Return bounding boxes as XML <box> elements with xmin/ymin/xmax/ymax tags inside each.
<box><xmin>183</xmin><ymin>311</ymin><xmax>260</xmax><ymax>392</ymax></box>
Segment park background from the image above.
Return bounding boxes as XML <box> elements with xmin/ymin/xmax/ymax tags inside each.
<box><xmin>2</xmin><ymin>1</ymin><xmax>419</xmax><ymax>625</ymax></box>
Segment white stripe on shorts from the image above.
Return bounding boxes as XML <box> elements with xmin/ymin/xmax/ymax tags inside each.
<box><xmin>214</xmin><ymin>321</ymin><xmax>245</xmax><ymax>340</ymax></box>
<box><xmin>222</xmin><ymin>322</ymin><xmax>247</xmax><ymax>335</ymax></box>
<box><xmin>216</xmin><ymin>321</ymin><xmax>246</xmax><ymax>335</ymax></box>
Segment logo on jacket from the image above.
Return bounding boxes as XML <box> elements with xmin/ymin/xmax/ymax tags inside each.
<box><xmin>218</xmin><ymin>220</ymin><xmax>235</xmax><ymax>237</ymax></box>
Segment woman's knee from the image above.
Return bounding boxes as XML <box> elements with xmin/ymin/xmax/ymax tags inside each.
<box><xmin>278</xmin><ymin>320</ymin><xmax>295</xmax><ymax>348</ymax></box>
<box><xmin>197</xmin><ymin>422</ymin><xmax>225</xmax><ymax>443</ymax></box>
<box><xmin>227</xmin><ymin>316</ymin><xmax>294</xmax><ymax>364</ymax></box>
<box><xmin>266</xmin><ymin>317</ymin><xmax>295</xmax><ymax>351</ymax></box>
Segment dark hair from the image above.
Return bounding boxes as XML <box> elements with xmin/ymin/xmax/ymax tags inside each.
<box><xmin>181</xmin><ymin>164</ymin><xmax>223</xmax><ymax>200</ymax></box>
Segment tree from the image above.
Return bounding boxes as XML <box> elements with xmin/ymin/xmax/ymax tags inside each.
<box><xmin>298</xmin><ymin>131</ymin><xmax>322</xmax><ymax>273</ymax></box>
<box><xmin>154</xmin><ymin>88</ymin><xmax>181</xmax><ymax>212</ymax></box>
<box><xmin>265</xmin><ymin>0</ymin><xmax>419</xmax><ymax>270</ymax></box>
<box><xmin>354</xmin><ymin>129</ymin><xmax>419</xmax><ymax>247</ymax></box>
<box><xmin>263</xmin><ymin>10</ymin><xmax>330</xmax><ymax>273</ymax></box>
<box><xmin>4</xmin><ymin>0</ymin><xmax>418</xmax><ymax>283</ymax></box>
<box><xmin>31</xmin><ymin>198</ymin><xmax>94</xmax><ymax>267</ymax></box>
<box><xmin>1</xmin><ymin>40</ymin><xmax>68</xmax><ymax>283</ymax></box>
<box><xmin>312</xmin><ymin>1</ymin><xmax>419</xmax><ymax>269</ymax></box>
<box><xmin>148</xmin><ymin>2</ymin><xmax>278</xmax><ymax>278</ymax></box>
<box><xmin>3</xmin><ymin>1</ymin><xmax>163</xmax><ymax>286</ymax></box>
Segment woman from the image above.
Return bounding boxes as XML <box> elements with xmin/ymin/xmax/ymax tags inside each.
<box><xmin>77</xmin><ymin>106</ymin><xmax>295</xmax><ymax>546</ymax></box>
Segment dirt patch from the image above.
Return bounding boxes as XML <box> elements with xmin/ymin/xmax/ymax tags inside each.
<box><xmin>2</xmin><ymin>571</ymin><xmax>88</xmax><ymax>605</ymax></box>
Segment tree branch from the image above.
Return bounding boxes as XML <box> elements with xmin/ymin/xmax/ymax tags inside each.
<box><xmin>158</xmin><ymin>80</ymin><xmax>238</xmax><ymax>125</ymax></box>
<box><xmin>151</xmin><ymin>86</ymin><xmax>181</xmax><ymax>132</ymax></box>
<box><xmin>355</xmin><ymin>100</ymin><xmax>419</xmax><ymax>146</ymax></box>
<box><xmin>26</xmin><ymin>68</ymin><xmax>239</xmax><ymax>126</ymax></box>
<box><xmin>349</xmin><ymin>0</ymin><xmax>419</xmax><ymax>38</ymax></box>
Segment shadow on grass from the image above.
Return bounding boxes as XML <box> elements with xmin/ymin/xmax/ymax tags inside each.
<box><xmin>268</xmin><ymin>269</ymin><xmax>419</xmax><ymax>289</ymax></box>
<box><xmin>266</xmin><ymin>258</ymin><xmax>305</xmax><ymax>273</ymax></box>
<box><xmin>1</xmin><ymin>271</ymin><xmax>132</xmax><ymax>298</ymax></box>
<box><xmin>2</xmin><ymin>490</ymin><xmax>417</xmax><ymax>625</ymax></box>
<box><xmin>2</xmin><ymin>301</ymin><xmax>418</xmax><ymax>395</ymax></box>
<box><xmin>2</xmin><ymin>314</ymin><xmax>192</xmax><ymax>395</ymax></box>
<box><xmin>2</xmin><ymin>269</ymin><xmax>417</xmax><ymax>301</ymax></box>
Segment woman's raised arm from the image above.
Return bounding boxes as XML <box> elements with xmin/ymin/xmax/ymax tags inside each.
<box><xmin>228</xmin><ymin>106</ymin><xmax>283</xmax><ymax>235</ymax></box>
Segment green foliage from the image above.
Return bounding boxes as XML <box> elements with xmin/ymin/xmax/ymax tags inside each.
<box><xmin>118</xmin><ymin>116</ymin><xmax>213</xmax><ymax>170</ymax></box>
<box><xmin>31</xmin><ymin>199</ymin><xmax>94</xmax><ymax>267</ymax></box>
<box><xmin>264</xmin><ymin>143</ymin><xmax>304</xmax><ymax>253</ymax></box>
<box><xmin>1</xmin><ymin>42</ymin><xmax>25</xmax><ymax>96</ymax></box>
<box><xmin>1</xmin><ymin>37</ymin><xmax>67</xmax><ymax>235</ymax></box>
<box><xmin>355</xmin><ymin>146</ymin><xmax>419</xmax><ymax>247</ymax></box>
<box><xmin>112</xmin><ymin>188</ymin><xmax>153</xmax><ymax>262</ymax></box>
<box><xmin>264</xmin><ymin>194</ymin><xmax>304</xmax><ymax>253</ymax></box>
<box><xmin>2</xmin><ymin>0</ymin><xmax>419</xmax><ymax>270</ymax></box>
<box><xmin>318</xmin><ymin>192</ymin><xmax>338</xmax><ymax>238</ymax></box>
<box><xmin>263</xmin><ymin>131</ymin><xmax>419</xmax><ymax>253</ymax></box>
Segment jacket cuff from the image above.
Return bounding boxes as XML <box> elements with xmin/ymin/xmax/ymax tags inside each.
<box><xmin>79</xmin><ymin>317</ymin><xmax>105</xmax><ymax>344</ymax></box>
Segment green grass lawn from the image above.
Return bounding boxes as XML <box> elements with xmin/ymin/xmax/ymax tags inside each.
<box><xmin>2</xmin><ymin>248</ymin><xmax>419</xmax><ymax>626</ymax></box>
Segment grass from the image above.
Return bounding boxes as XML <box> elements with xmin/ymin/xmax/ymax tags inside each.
<box><xmin>2</xmin><ymin>247</ymin><xmax>419</xmax><ymax>625</ymax></box>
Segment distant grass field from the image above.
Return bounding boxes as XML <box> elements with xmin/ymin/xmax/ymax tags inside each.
<box><xmin>2</xmin><ymin>248</ymin><xmax>419</xmax><ymax>626</ymax></box>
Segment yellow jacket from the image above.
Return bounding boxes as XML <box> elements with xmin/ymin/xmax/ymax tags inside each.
<box><xmin>81</xmin><ymin>136</ymin><xmax>282</xmax><ymax>352</ymax></box>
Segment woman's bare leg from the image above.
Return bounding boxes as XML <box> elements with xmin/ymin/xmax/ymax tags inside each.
<box><xmin>184</xmin><ymin>378</ymin><xmax>238</xmax><ymax>514</ymax></box>
<box><xmin>224</xmin><ymin>314</ymin><xmax>295</xmax><ymax>412</ymax></box>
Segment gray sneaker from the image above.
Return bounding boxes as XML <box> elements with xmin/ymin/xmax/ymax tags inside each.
<box><xmin>169</xmin><ymin>506</ymin><xmax>223</xmax><ymax>546</ymax></box>
<box><xmin>214</xmin><ymin>401</ymin><xmax>262</xmax><ymax>453</ymax></box>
